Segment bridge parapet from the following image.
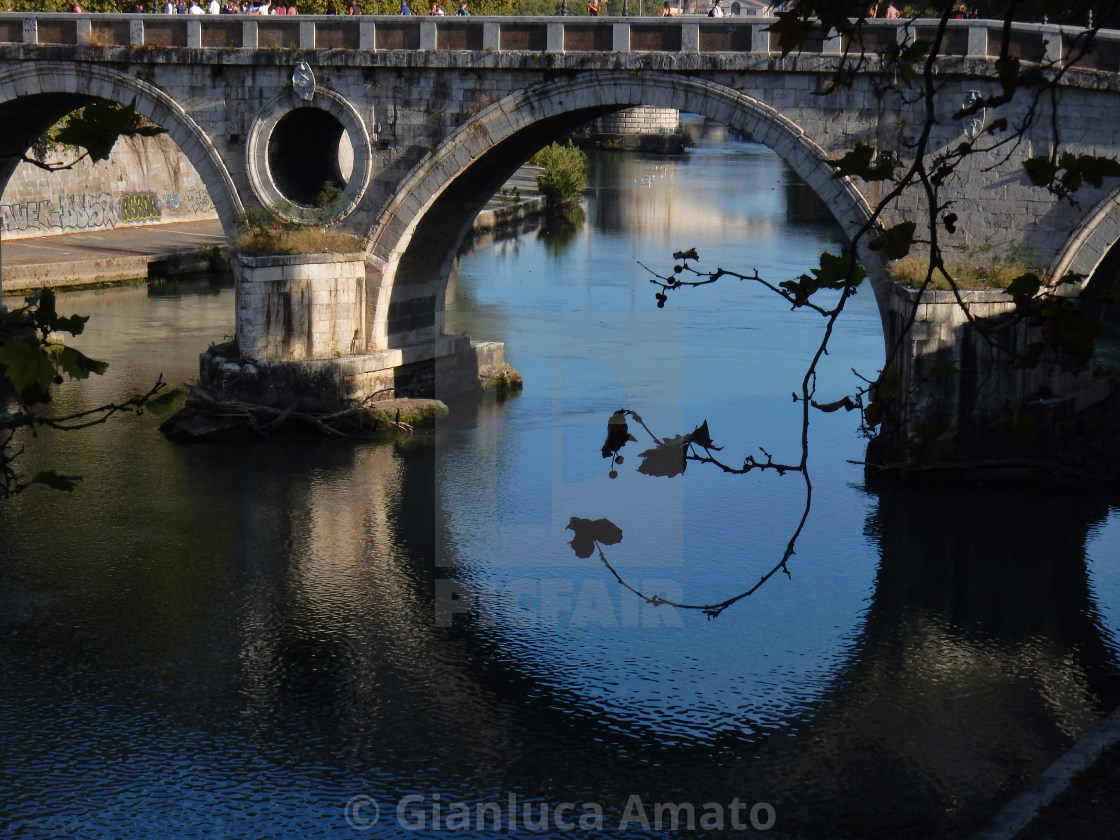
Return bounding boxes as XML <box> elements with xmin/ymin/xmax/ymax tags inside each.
<box><xmin>0</xmin><ymin>14</ymin><xmax>1114</xmax><ymax>69</ymax></box>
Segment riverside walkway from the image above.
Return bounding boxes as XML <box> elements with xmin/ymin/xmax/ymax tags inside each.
<box><xmin>1</xmin><ymin>165</ymin><xmax>545</xmax><ymax>292</ymax></box>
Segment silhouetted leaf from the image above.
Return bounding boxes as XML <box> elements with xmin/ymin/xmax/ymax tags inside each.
<box><xmin>566</xmin><ymin>516</ymin><xmax>623</xmax><ymax>559</ymax></box>
<box><xmin>689</xmin><ymin>420</ymin><xmax>722</xmax><ymax>450</ymax></box>
<box><xmin>830</xmin><ymin>142</ymin><xmax>894</xmax><ymax>182</ymax></box>
<box><xmin>870</xmin><ymin>221</ymin><xmax>916</xmax><ymax>260</ymax></box>
<box><xmin>601</xmin><ymin>409</ymin><xmax>636</xmax><ymax>458</ymax></box>
<box><xmin>672</xmin><ymin>248</ymin><xmax>699</xmax><ymax>262</ymax></box>
<box><xmin>55</xmin><ymin>98</ymin><xmax>166</xmax><ymax>164</ymax></box>
<box><xmin>637</xmin><ymin>434</ymin><xmax>690</xmax><ymax>478</ymax></box>
<box><xmin>812</xmin><ymin>396</ymin><xmax>858</xmax><ymax>413</ymax></box>
<box><xmin>1005</xmin><ymin>272</ymin><xmax>1041</xmax><ymax>304</ymax></box>
<box><xmin>769</xmin><ymin>9</ymin><xmax>813</xmax><ymax>58</ymax></box>
<box><xmin>995</xmin><ymin>55</ymin><xmax>1020</xmax><ymax>96</ymax></box>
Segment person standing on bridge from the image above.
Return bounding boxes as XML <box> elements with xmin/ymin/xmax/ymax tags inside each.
<box><xmin>707</xmin><ymin>0</ymin><xmax>723</xmax><ymax>15</ymax></box>
<box><xmin>454</xmin><ymin>0</ymin><xmax>469</xmax><ymax>13</ymax></box>
<box><xmin>660</xmin><ymin>1</ymin><xmax>674</xmax><ymax>15</ymax></box>
<box><xmin>884</xmin><ymin>1</ymin><xmax>899</xmax><ymax>17</ymax></box>
<box><xmin>587</xmin><ymin>0</ymin><xmax>600</xmax><ymax>14</ymax></box>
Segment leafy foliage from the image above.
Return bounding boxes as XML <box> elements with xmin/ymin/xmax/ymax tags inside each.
<box><xmin>531</xmin><ymin>141</ymin><xmax>587</xmax><ymax>209</ymax></box>
<box><xmin>24</xmin><ymin>99</ymin><xmax>165</xmax><ymax>173</ymax></box>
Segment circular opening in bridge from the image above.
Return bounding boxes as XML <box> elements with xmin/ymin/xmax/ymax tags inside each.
<box><xmin>268</xmin><ymin>107</ymin><xmax>351</xmax><ymax>207</ymax></box>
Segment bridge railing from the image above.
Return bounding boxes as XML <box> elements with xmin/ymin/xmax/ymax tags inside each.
<box><xmin>0</xmin><ymin>15</ymin><xmax>1114</xmax><ymax>69</ymax></box>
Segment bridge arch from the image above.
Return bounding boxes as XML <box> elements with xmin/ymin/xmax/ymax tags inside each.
<box><xmin>0</xmin><ymin>61</ymin><xmax>242</xmax><ymax>239</ymax></box>
<box><xmin>365</xmin><ymin>71</ymin><xmax>886</xmax><ymax>351</ymax></box>
<box><xmin>1048</xmin><ymin>186</ymin><xmax>1120</xmax><ymax>288</ymax></box>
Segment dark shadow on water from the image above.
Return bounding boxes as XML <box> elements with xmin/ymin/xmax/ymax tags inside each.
<box><xmin>146</xmin><ymin>271</ymin><xmax>233</xmax><ymax>298</ymax></box>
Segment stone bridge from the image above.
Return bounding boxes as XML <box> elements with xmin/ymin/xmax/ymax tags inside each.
<box><xmin>1</xmin><ymin>14</ymin><xmax>1119</xmax><ymax>446</ymax></box>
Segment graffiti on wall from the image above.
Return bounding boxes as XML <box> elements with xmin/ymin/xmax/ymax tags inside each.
<box><xmin>1</xmin><ymin>187</ymin><xmax>216</xmax><ymax>234</ymax></box>
<box><xmin>1</xmin><ymin>193</ymin><xmax>115</xmax><ymax>233</ymax></box>
<box><xmin>162</xmin><ymin>189</ymin><xmax>215</xmax><ymax>216</ymax></box>
<box><xmin>118</xmin><ymin>191</ymin><xmax>162</xmax><ymax>224</ymax></box>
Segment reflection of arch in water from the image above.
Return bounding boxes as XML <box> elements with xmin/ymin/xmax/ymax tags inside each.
<box><xmin>366</xmin><ymin>72</ymin><xmax>889</xmax><ymax>351</ymax></box>
<box><xmin>242</xmin><ymin>430</ymin><xmax>1120</xmax><ymax>837</ymax></box>
<box><xmin>756</xmin><ymin>486</ymin><xmax>1120</xmax><ymax>837</ymax></box>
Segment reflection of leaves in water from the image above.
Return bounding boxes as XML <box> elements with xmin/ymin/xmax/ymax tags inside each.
<box><xmin>538</xmin><ymin>205</ymin><xmax>586</xmax><ymax>256</ymax></box>
<box><xmin>566</xmin><ymin>516</ymin><xmax>623</xmax><ymax>559</ymax></box>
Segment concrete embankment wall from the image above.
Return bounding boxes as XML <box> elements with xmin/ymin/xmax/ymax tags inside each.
<box><xmin>1</xmin><ymin>134</ymin><xmax>217</xmax><ymax>241</ymax></box>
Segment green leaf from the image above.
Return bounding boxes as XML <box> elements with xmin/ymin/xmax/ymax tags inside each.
<box><xmin>51</xmin><ymin>345</ymin><xmax>109</xmax><ymax>381</ymax></box>
<box><xmin>0</xmin><ymin>340</ymin><xmax>57</xmax><ymax>395</ymax></box>
<box><xmin>30</xmin><ymin>470</ymin><xmax>81</xmax><ymax>492</ymax></box>
<box><xmin>145</xmin><ymin>388</ymin><xmax>183</xmax><ymax>416</ymax></box>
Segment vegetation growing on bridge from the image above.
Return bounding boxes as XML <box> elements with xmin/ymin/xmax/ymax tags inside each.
<box><xmin>889</xmin><ymin>240</ymin><xmax>1039</xmax><ymax>290</ymax></box>
<box><xmin>233</xmin><ymin>207</ymin><xmax>362</xmax><ymax>256</ymax></box>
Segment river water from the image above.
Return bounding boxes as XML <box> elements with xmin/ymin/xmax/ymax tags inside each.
<box><xmin>2</xmin><ymin>120</ymin><xmax>1120</xmax><ymax>839</ymax></box>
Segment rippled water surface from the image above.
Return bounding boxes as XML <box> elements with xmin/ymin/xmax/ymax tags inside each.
<box><xmin>2</xmin><ymin>120</ymin><xmax>1120</xmax><ymax>839</ymax></box>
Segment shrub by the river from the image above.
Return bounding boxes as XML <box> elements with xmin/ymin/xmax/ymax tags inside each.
<box><xmin>532</xmin><ymin>141</ymin><xmax>587</xmax><ymax>210</ymax></box>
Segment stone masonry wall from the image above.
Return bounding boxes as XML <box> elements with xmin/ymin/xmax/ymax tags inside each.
<box><xmin>235</xmin><ymin>252</ymin><xmax>366</xmax><ymax>363</ymax></box>
<box><xmin>1</xmin><ymin>133</ymin><xmax>216</xmax><ymax>240</ymax></box>
<box><xmin>593</xmin><ymin>107</ymin><xmax>680</xmax><ymax>135</ymax></box>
